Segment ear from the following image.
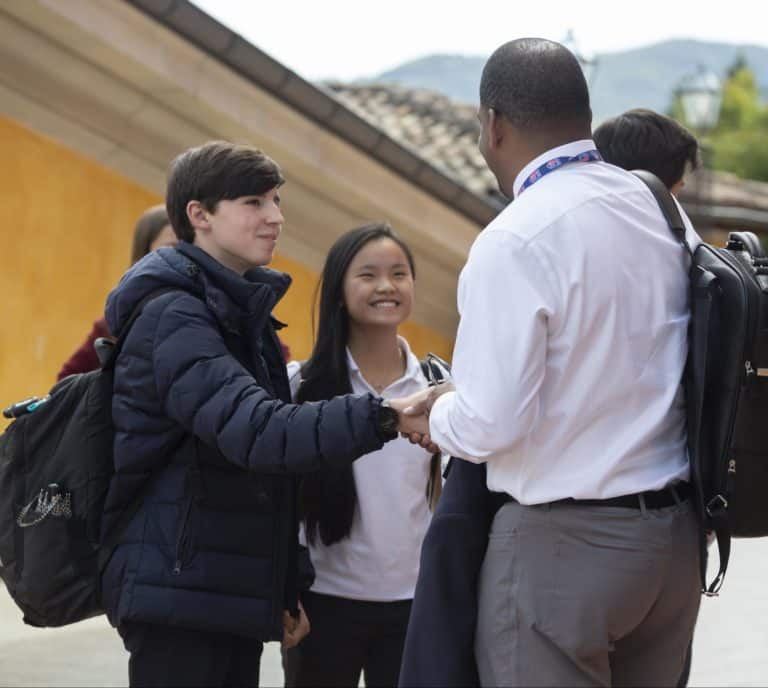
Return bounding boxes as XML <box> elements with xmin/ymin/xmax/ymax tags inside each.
<box><xmin>186</xmin><ymin>200</ymin><xmax>210</xmax><ymax>233</ymax></box>
<box><xmin>487</xmin><ymin>108</ymin><xmax>505</xmax><ymax>151</ymax></box>
<box><xmin>669</xmin><ymin>178</ymin><xmax>684</xmax><ymax>198</ymax></box>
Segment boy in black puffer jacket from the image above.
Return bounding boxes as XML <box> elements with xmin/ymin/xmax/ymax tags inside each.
<box><xmin>100</xmin><ymin>141</ymin><xmax>403</xmax><ymax>687</ymax></box>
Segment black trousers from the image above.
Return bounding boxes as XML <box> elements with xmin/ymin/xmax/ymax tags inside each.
<box><xmin>283</xmin><ymin>591</ymin><xmax>412</xmax><ymax>688</ymax></box>
<box><xmin>119</xmin><ymin>622</ymin><xmax>263</xmax><ymax>688</ymax></box>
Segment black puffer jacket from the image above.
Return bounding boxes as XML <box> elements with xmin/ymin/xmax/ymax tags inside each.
<box><xmin>100</xmin><ymin>242</ymin><xmax>386</xmax><ymax>639</ymax></box>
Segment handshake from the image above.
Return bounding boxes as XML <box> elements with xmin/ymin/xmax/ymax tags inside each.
<box><xmin>387</xmin><ymin>381</ymin><xmax>455</xmax><ymax>453</ymax></box>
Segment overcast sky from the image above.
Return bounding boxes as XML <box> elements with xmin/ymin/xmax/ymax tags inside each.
<box><xmin>192</xmin><ymin>0</ymin><xmax>767</xmax><ymax>82</ymax></box>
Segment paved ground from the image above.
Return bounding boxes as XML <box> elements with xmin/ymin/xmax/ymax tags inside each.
<box><xmin>0</xmin><ymin>593</ymin><xmax>283</xmax><ymax>688</ymax></box>
<box><xmin>2</xmin><ymin>538</ymin><xmax>767</xmax><ymax>687</ymax></box>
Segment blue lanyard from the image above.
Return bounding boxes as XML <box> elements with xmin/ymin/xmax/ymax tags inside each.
<box><xmin>518</xmin><ymin>149</ymin><xmax>603</xmax><ymax>195</ymax></box>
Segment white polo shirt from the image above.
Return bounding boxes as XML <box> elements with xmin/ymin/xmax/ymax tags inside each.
<box><xmin>429</xmin><ymin>140</ymin><xmax>700</xmax><ymax>505</ymax></box>
<box><xmin>287</xmin><ymin>336</ymin><xmax>433</xmax><ymax>601</ymax></box>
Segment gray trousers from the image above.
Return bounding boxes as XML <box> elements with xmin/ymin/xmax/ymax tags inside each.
<box><xmin>475</xmin><ymin>497</ymin><xmax>701</xmax><ymax>687</ymax></box>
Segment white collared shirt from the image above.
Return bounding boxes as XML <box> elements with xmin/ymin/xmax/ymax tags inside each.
<box><xmin>287</xmin><ymin>336</ymin><xmax>433</xmax><ymax>600</ymax></box>
<box><xmin>429</xmin><ymin>140</ymin><xmax>700</xmax><ymax>504</ymax></box>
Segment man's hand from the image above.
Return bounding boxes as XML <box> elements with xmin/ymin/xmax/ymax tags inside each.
<box><xmin>282</xmin><ymin>601</ymin><xmax>310</xmax><ymax>649</ymax></box>
<box><xmin>389</xmin><ymin>392</ymin><xmax>429</xmax><ymax>434</ymax></box>
<box><xmin>388</xmin><ymin>385</ymin><xmax>453</xmax><ymax>454</ymax></box>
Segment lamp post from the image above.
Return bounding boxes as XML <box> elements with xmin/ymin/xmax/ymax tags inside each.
<box><xmin>675</xmin><ymin>66</ymin><xmax>722</xmax><ymax>231</ymax></box>
<box><xmin>676</xmin><ymin>66</ymin><xmax>722</xmax><ymax>133</ymax></box>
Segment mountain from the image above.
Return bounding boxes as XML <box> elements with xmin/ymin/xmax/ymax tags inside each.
<box><xmin>369</xmin><ymin>40</ymin><xmax>768</xmax><ymax>125</ymax></box>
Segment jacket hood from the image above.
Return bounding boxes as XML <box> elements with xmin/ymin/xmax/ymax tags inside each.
<box><xmin>105</xmin><ymin>243</ymin><xmax>291</xmax><ymax>337</ymax></box>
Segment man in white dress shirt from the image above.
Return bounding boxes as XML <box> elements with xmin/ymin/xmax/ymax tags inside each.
<box><xmin>395</xmin><ymin>38</ymin><xmax>701</xmax><ymax>686</ymax></box>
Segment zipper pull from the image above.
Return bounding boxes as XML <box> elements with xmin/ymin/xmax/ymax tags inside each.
<box><xmin>728</xmin><ymin>459</ymin><xmax>736</xmax><ymax>474</ymax></box>
<box><xmin>173</xmin><ymin>560</ymin><xmax>182</xmax><ymax>575</ymax></box>
<box><xmin>745</xmin><ymin>361</ymin><xmax>756</xmax><ymax>381</ymax></box>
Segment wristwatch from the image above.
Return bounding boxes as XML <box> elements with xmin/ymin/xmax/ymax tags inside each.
<box><xmin>375</xmin><ymin>399</ymin><xmax>399</xmax><ymax>440</ymax></box>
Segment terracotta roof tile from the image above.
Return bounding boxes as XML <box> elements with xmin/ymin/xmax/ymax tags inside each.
<box><xmin>327</xmin><ymin>82</ymin><xmax>768</xmax><ymax>222</ymax></box>
<box><xmin>327</xmin><ymin>82</ymin><xmax>504</xmax><ymax>205</ymax></box>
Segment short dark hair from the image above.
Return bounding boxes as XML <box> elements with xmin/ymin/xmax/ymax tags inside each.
<box><xmin>480</xmin><ymin>38</ymin><xmax>592</xmax><ymax>131</ymax></box>
<box><xmin>593</xmin><ymin>109</ymin><xmax>700</xmax><ymax>189</ymax></box>
<box><xmin>166</xmin><ymin>141</ymin><xmax>284</xmax><ymax>242</ymax></box>
<box><xmin>130</xmin><ymin>204</ymin><xmax>170</xmax><ymax>264</ymax></box>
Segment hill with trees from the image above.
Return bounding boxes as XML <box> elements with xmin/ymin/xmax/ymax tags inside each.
<box><xmin>370</xmin><ymin>40</ymin><xmax>768</xmax><ymax>126</ymax></box>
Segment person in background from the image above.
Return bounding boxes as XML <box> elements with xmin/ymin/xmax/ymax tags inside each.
<box><xmin>283</xmin><ymin>223</ymin><xmax>440</xmax><ymax>688</ymax></box>
<box><xmin>593</xmin><ymin>107</ymin><xmax>700</xmax><ymax>197</ymax></box>
<box><xmin>595</xmin><ymin>107</ymin><xmax>701</xmax><ymax>688</ymax></box>
<box><xmin>56</xmin><ymin>205</ymin><xmax>176</xmax><ymax>379</ymax></box>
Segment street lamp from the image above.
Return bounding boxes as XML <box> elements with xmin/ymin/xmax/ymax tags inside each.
<box><xmin>675</xmin><ymin>66</ymin><xmax>723</xmax><ymax>233</ymax></box>
<box><xmin>562</xmin><ymin>29</ymin><xmax>597</xmax><ymax>87</ymax></box>
<box><xmin>675</xmin><ymin>65</ymin><xmax>722</xmax><ymax>132</ymax></box>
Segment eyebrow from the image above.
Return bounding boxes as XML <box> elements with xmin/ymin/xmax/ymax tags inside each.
<box><xmin>356</xmin><ymin>263</ymin><xmax>410</xmax><ymax>270</ymax></box>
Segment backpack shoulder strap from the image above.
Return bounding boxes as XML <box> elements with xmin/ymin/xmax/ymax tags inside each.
<box><xmin>632</xmin><ymin>170</ymin><xmax>733</xmax><ymax>595</ymax></box>
<box><xmin>102</xmin><ymin>287</ymin><xmax>185</xmax><ymax>370</ymax></box>
<box><xmin>420</xmin><ymin>352</ymin><xmax>452</xmax><ymax>386</ymax></box>
<box><xmin>631</xmin><ymin>169</ymin><xmax>693</xmax><ymax>258</ymax></box>
<box><xmin>420</xmin><ymin>353</ymin><xmax>453</xmax><ymax>511</ymax></box>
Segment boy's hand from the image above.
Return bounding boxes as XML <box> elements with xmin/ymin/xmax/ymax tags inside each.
<box><xmin>282</xmin><ymin>601</ymin><xmax>310</xmax><ymax>648</ymax></box>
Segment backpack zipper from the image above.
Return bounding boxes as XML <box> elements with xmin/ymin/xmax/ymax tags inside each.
<box><xmin>708</xmin><ymin>247</ymin><xmax>758</xmax><ymax>509</ymax></box>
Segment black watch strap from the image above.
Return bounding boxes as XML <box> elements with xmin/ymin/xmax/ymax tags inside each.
<box><xmin>375</xmin><ymin>399</ymin><xmax>399</xmax><ymax>440</ymax></box>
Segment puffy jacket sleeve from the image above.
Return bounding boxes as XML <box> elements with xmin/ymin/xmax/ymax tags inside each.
<box><xmin>151</xmin><ymin>294</ymin><xmax>386</xmax><ymax>473</ymax></box>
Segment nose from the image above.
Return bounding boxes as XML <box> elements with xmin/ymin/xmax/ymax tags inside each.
<box><xmin>375</xmin><ymin>276</ymin><xmax>395</xmax><ymax>292</ymax></box>
<box><xmin>267</xmin><ymin>200</ymin><xmax>284</xmax><ymax>225</ymax></box>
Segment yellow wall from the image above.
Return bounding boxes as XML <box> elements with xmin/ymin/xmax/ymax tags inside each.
<box><xmin>1</xmin><ymin>116</ymin><xmax>452</xmax><ymax>423</ymax></box>
<box><xmin>1</xmin><ymin>116</ymin><xmax>161</xmax><ymax>418</ymax></box>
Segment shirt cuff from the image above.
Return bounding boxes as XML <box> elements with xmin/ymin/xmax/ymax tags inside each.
<box><xmin>428</xmin><ymin>391</ymin><xmax>459</xmax><ymax>455</ymax></box>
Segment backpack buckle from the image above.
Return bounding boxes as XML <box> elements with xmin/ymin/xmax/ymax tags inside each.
<box><xmin>705</xmin><ymin>494</ymin><xmax>728</xmax><ymax>518</ymax></box>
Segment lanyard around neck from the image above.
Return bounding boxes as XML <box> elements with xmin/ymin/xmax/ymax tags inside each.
<box><xmin>518</xmin><ymin>149</ymin><xmax>602</xmax><ymax>196</ymax></box>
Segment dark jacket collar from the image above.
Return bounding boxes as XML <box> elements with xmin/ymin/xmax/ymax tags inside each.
<box><xmin>174</xmin><ymin>242</ymin><xmax>292</xmax><ymax>336</ymax></box>
<box><xmin>106</xmin><ymin>242</ymin><xmax>292</xmax><ymax>339</ymax></box>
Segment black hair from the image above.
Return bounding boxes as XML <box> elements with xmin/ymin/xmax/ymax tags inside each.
<box><xmin>130</xmin><ymin>204</ymin><xmax>170</xmax><ymax>265</ymax></box>
<box><xmin>165</xmin><ymin>141</ymin><xmax>284</xmax><ymax>242</ymax></box>
<box><xmin>593</xmin><ymin>109</ymin><xmax>700</xmax><ymax>189</ymax></box>
<box><xmin>479</xmin><ymin>38</ymin><xmax>592</xmax><ymax>131</ymax></box>
<box><xmin>297</xmin><ymin>222</ymin><xmax>416</xmax><ymax>546</ymax></box>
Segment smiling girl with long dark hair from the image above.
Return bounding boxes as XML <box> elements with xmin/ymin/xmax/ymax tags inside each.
<box><xmin>283</xmin><ymin>222</ymin><xmax>439</xmax><ymax>688</ymax></box>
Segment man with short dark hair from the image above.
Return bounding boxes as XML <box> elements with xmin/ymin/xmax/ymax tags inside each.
<box><xmin>100</xmin><ymin>141</ymin><xmax>402</xmax><ymax>687</ymax></box>
<box><xmin>402</xmin><ymin>38</ymin><xmax>702</xmax><ymax>686</ymax></box>
<box><xmin>594</xmin><ymin>108</ymin><xmax>700</xmax><ymax>194</ymax></box>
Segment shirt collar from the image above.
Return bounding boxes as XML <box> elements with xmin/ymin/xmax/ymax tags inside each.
<box><xmin>346</xmin><ymin>336</ymin><xmax>423</xmax><ymax>387</ymax></box>
<box><xmin>512</xmin><ymin>139</ymin><xmax>598</xmax><ymax>200</ymax></box>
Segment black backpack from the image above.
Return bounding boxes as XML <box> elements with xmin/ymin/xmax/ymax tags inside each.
<box><xmin>0</xmin><ymin>289</ymin><xmax>176</xmax><ymax>626</ymax></box>
<box><xmin>635</xmin><ymin>170</ymin><xmax>768</xmax><ymax>594</ymax></box>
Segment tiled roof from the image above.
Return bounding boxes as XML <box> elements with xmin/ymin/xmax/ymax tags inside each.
<box><xmin>327</xmin><ymin>82</ymin><xmax>503</xmax><ymax>204</ymax></box>
<box><xmin>683</xmin><ymin>170</ymin><xmax>768</xmax><ymax>212</ymax></box>
<box><xmin>327</xmin><ymin>81</ymin><xmax>768</xmax><ymax>225</ymax></box>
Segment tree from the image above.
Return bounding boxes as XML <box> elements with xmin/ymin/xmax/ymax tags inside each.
<box><xmin>670</xmin><ymin>57</ymin><xmax>768</xmax><ymax>182</ymax></box>
<box><xmin>715</xmin><ymin>59</ymin><xmax>761</xmax><ymax>132</ymax></box>
<box><xmin>709</xmin><ymin>59</ymin><xmax>768</xmax><ymax>181</ymax></box>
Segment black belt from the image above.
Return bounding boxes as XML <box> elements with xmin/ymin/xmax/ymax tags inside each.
<box><xmin>502</xmin><ymin>482</ymin><xmax>691</xmax><ymax>510</ymax></box>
